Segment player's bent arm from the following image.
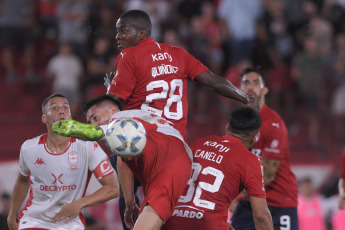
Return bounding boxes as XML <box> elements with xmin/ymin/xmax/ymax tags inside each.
<box><xmin>7</xmin><ymin>173</ymin><xmax>30</xmax><ymax>230</ymax></box>
<box><xmin>249</xmin><ymin>196</ymin><xmax>273</xmax><ymax>230</ymax></box>
<box><xmin>117</xmin><ymin>156</ymin><xmax>139</xmax><ymax>228</ymax></box>
<box><xmin>117</xmin><ymin>157</ymin><xmax>135</xmax><ymax>205</ymax></box>
<box><xmin>195</xmin><ymin>71</ymin><xmax>249</xmax><ymax>104</ymax></box>
<box><xmin>52</xmin><ymin>173</ymin><xmax>119</xmax><ymax>223</ymax></box>
<box><xmin>261</xmin><ymin>158</ymin><xmax>281</xmax><ymax>186</ymax></box>
<box><xmin>338</xmin><ymin>178</ymin><xmax>345</xmax><ymax>209</ymax></box>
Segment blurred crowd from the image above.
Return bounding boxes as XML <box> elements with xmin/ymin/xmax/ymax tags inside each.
<box><xmin>1</xmin><ymin>0</ymin><xmax>345</xmax><ymax>151</ymax></box>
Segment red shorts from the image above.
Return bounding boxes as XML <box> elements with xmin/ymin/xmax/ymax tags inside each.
<box><xmin>125</xmin><ymin>129</ymin><xmax>192</xmax><ymax>221</ymax></box>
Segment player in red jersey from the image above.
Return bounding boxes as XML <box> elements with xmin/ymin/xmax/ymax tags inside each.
<box><xmin>231</xmin><ymin>67</ymin><xmax>298</xmax><ymax>229</ymax></box>
<box><xmin>52</xmin><ymin>94</ymin><xmax>193</xmax><ymax>230</ymax></box>
<box><xmin>162</xmin><ymin>107</ymin><xmax>273</xmax><ymax>230</ymax></box>
<box><xmin>7</xmin><ymin>94</ymin><xmax>118</xmax><ymax>230</ymax></box>
<box><xmin>106</xmin><ymin>9</ymin><xmax>251</xmax><ymax>139</ymax></box>
<box><xmin>338</xmin><ymin>148</ymin><xmax>345</xmax><ymax>209</ymax></box>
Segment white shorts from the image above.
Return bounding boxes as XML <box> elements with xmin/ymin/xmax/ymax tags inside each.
<box><xmin>19</xmin><ymin>215</ymin><xmax>85</xmax><ymax>230</ymax></box>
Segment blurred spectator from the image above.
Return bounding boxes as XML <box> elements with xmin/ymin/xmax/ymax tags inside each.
<box><xmin>84</xmin><ymin>37</ymin><xmax>115</xmax><ymax>94</ymax></box>
<box><xmin>291</xmin><ymin>36</ymin><xmax>326</xmax><ymax>148</ymax></box>
<box><xmin>308</xmin><ymin>16</ymin><xmax>333</xmax><ymax>55</ymax></box>
<box><xmin>47</xmin><ymin>43</ymin><xmax>83</xmax><ymax>116</ymax></box>
<box><xmin>37</xmin><ymin>0</ymin><xmax>58</xmax><ymax>39</ymax></box>
<box><xmin>0</xmin><ymin>192</ymin><xmax>10</xmax><ymax>230</ymax></box>
<box><xmin>57</xmin><ymin>0</ymin><xmax>90</xmax><ymax>61</ymax></box>
<box><xmin>217</xmin><ymin>0</ymin><xmax>263</xmax><ymax>66</ymax></box>
<box><xmin>298</xmin><ymin>177</ymin><xmax>327</xmax><ymax>230</ymax></box>
<box><xmin>329</xmin><ymin>33</ymin><xmax>345</xmax><ymax>145</ymax></box>
<box><xmin>251</xmin><ymin>19</ymin><xmax>276</xmax><ymax>71</ymax></box>
<box><xmin>200</xmin><ymin>1</ymin><xmax>225</xmax><ymax>75</ymax></box>
<box><xmin>0</xmin><ymin>0</ymin><xmax>40</xmax><ymax>83</ymax></box>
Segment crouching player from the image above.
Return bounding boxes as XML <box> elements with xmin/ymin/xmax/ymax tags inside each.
<box><xmin>162</xmin><ymin>107</ymin><xmax>273</xmax><ymax>230</ymax></box>
<box><xmin>52</xmin><ymin>94</ymin><xmax>192</xmax><ymax>230</ymax></box>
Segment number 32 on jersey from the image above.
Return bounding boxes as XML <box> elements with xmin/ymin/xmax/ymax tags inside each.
<box><xmin>141</xmin><ymin>79</ymin><xmax>183</xmax><ymax>120</ymax></box>
<box><xmin>178</xmin><ymin>162</ymin><xmax>224</xmax><ymax>210</ymax></box>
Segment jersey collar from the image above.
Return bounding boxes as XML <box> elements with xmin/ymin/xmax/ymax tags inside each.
<box><xmin>137</xmin><ymin>37</ymin><xmax>156</xmax><ymax>47</ymax></box>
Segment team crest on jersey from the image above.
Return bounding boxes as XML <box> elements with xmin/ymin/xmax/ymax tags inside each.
<box><xmin>68</xmin><ymin>151</ymin><xmax>78</xmax><ymax>171</ymax></box>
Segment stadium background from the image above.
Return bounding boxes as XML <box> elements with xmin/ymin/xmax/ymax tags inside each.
<box><xmin>0</xmin><ymin>0</ymin><xmax>344</xmax><ymax>229</ymax></box>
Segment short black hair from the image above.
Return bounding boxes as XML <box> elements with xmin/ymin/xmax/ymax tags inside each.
<box><xmin>240</xmin><ymin>66</ymin><xmax>265</xmax><ymax>84</ymax></box>
<box><xmin>82</xmin><ymin>94</ymin><xmax>122</xmax><ymax>114</ymax></box>
<box><xmin>228</xmin><ymin>107</ymin><xmax>262</xmax><ymax>136</ymax></box>
<box><xmin>119</xmin><ymin>10</ymin><xmax>152</xmax><ymax>36</ymax></box>
<box><xmin>42</xmin><ymin>93</ymin><xmax>67</xmax><ymax>113</ymax></box>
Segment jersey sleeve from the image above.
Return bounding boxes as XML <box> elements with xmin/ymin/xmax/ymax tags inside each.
<box><xmin>341</xmin><ymin>148</ymin><xmax>345</xmax><ymax>179</ymax></box>
<box><xmin>19</xmin><ymin>142</ymin><xmax>30</xmax><ymax>177</ymax></box>
<box><xmin>108</xmin><ymin>52</ymin><xmax>137</xmax><ymax>100</ymax></box>
<box><xmin>87</xmin><ymin>141</ymin><xmax>113</xmax><ymax>179</ymax></box>
<box><xmin>260</xmin><ymin>120</ymin><xmax>287</xmax><ymax>161</ymax></box>
<box><xmin>180</xmin><ymin>48</ymin><xmax>209</xmax><ymax>81</ymax></box>
<box><xmin>243</xmin><ymin>155</ymin><xmax>266</xmax><ymax>198</ymax></box>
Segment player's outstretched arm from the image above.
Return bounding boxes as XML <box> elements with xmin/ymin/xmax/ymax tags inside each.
<box><xmin>7</xmin><ymin>174</ymin><xmax>30</xmax><ymax>230</ymax></box>
<box><xmin>195</xmin><ymin>71</ymin><xmax>249</xmax><ymax>104</ymax></box>
<box><xmin>52</xmin><ymin>119</ymin><xmax>104</xmax><ymax>141</ymax></box>
<box><xmin>52</xmin><ymin>173</ymin><xmax>119</xmax><ymax>223</ymax></box>
<box><xmin>117</xmin><ymin>156</ymin><xmax>139</xmax><ymax>229</ymax></box>
<box><xmin>249</xmin><ymin>196</ymin><xmax>273</xmax><ymax>230</ymax></box>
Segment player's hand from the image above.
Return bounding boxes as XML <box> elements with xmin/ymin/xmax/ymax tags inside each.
<box><xmin>7</xmin><ymin>215</ymin><xmax>18</xmax><ymax>230</ymax></box>
<box><xmin>104</xmin><ymin>72</ymin><xmax>115</xmax><ymax>90</ymax></box>
<box><xmin>227</xmin><ymin>221</ymin><xmax>235</xmax><ymax>230</ymax></box>
<box><xmin>124</xmin><ymin>203</ymin><xmax>140</xmax><ymax>229</ymax></box>
<box><xmin>338</xmin><ymin>195</ymin><xmax>345</xmax><ymax>209</ymax></box>
<box><xmin>245</xmin><ymin>97</ymin><xmax>260</xmax><ymax>113</ymax></box>
<box><xmin>52</xmin><ymin>201</ymin><xmax>82</xmax><ymax>223</ymax></box>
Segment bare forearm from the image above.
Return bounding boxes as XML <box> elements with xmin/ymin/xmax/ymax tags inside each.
<box><xmin>196</xmin><ymin>71</ymin><xmax>249</xmax><ymax>103</ymax></box>
<box><xmin>117</xmin><ymin>157</ymin><xmax>135</xmax><ymax>205</ymax></box>
<box><xmin>8</xmin><ymin>175</ymin><xmax>30</xmax><ymax>219</ymax></box>
<box><xmin>76</xmin><ymin>176</ymin><xmax>118</xmax><ymax>209</ymax></box>
<box><xmin>253</xmin><ymin>211</ymin><xmax>273</xmax><ymax>230</ymax></box>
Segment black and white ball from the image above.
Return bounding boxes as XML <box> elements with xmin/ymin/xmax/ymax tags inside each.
<box><xmin>105</xmin><ymin>118</ymin><xmax>147</xmax><ymax>158</ymax></box>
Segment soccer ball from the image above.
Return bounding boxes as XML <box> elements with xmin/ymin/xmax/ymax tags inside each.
<box><xmin>105</xmin><ymin>118</ymin><xmax>147</xmax><ymax>158</ymax></box>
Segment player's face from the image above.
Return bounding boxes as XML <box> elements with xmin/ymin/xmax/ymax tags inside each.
<box><xmin>86</xmin><ymin>105</ymin><xmax>113</xmax><ymax>126</ymax></box>
<box><xmin>115</xmin><ymin>18</ymin><xmax>143</xmax><ymax>51</ymax></box>
<box><xmin>42</xmin><ymin>97</ymin><xmax>71</xmax><ymax>126</ymax></box>
<box><xmin>240</xmin><ymin>72</ymin><xmax>267</xmax><ymax>102</ymax></box>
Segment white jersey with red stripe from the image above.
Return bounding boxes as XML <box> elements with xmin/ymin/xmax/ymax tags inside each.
<box><xmin>103</xmin><ymin>109</ymin><xmax>192</xmax><ymax>161</ymax></box>
<box><xmin>18</xmin><ymin>133</ymin><xmax>113</xmax><ymax>229</ymax></box>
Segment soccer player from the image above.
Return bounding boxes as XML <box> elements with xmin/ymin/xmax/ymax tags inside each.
<box><xmin>106</xmin><ymin>9</ymin><xmax>253</xmax><ymax>139</ymax></box>
<box><xmin>338</xmin><ymin>148</ymin><xmax>345</xmax><ymax>209</ymax></box>
<box><xmin>162</xmin><ymin>107</ymin><xmax>273</xmax><ymax>230</ymax></box>
<box><xmin>231</xmin><ymin>67</ymin><xmax>298</xmax><ymax>229</ymax></box>
<box><xmin>7</xmin><ymin>93</ymin><xmax>119</xmax><ymax>230</ymax></box>
<box><xmin>52</xmin><ymin>94</ymin><xmax>193</xmax><ymax>230</ymax></box>
<box><xmin>82</xmin><ymin>95</ymin><xmax>141</xmax><ymax>230</ymax></box>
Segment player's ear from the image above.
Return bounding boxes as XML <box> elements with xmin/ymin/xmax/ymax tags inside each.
<box><xmin>263</xmin><ymin>86</ymin><xmax>269</xmax><ymax>96</ymax></box>
<box><xmin>140</xmin><ymin>29</ymin><xmax>147</xmax><ymax>40</ymax></box>
<box><xmin>42</xmin><ymin>114</ymin><xmax>47</xmax><ymax>124</ymax></box>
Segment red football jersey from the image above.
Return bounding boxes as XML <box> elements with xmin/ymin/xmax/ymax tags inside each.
<box><xmin>163</xmin><ymin>135</ymin><xmax>265</xmax><ymax>230</ymax></box>
<box><xmin>108</xmin><ymin>37</ymin><xmax>209</xmax><ymax>138</ymax></box>
<box><xmin>340</xmin><ymin>148</ymin><xmax>345</xmax><ymax>179</ymax></box>
<box><xmin>252</xmin><ymin>104</ymin><xmax>298</xmax><ymax>207</ymax></box>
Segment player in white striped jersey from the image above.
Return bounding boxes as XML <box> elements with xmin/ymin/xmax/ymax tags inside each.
<box><xmin>52</xmin><ymin>94</ymin><xmax>192</xmax><ymax>230</ymax></box>
<box><xmin>7</xmin><ymin>93</ymin><xmax>119</xmax><ymax>230</ymax></box>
